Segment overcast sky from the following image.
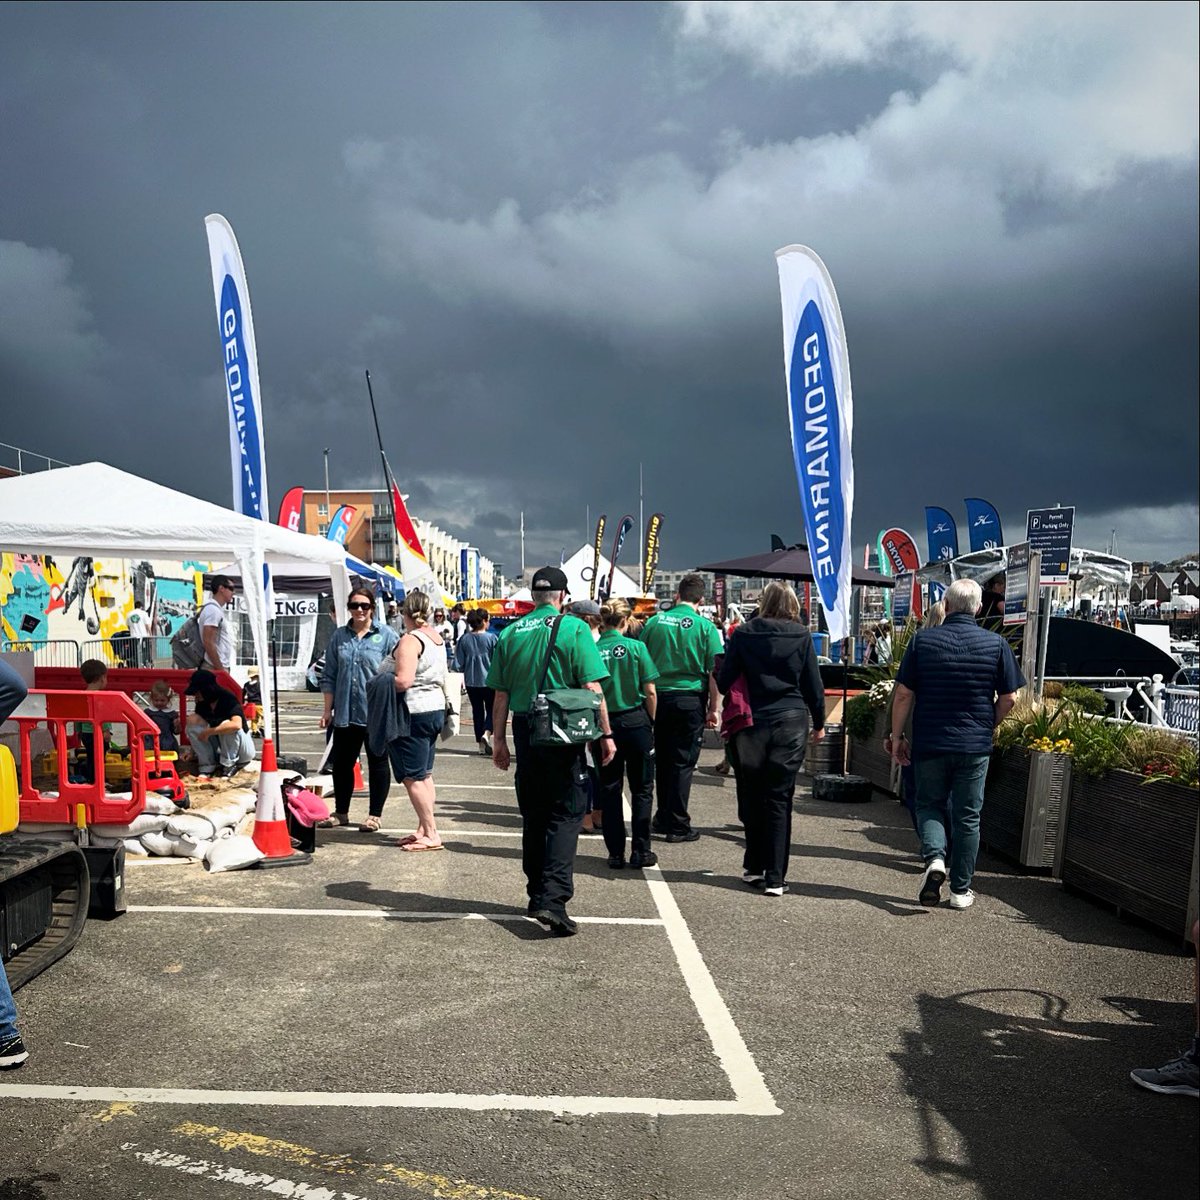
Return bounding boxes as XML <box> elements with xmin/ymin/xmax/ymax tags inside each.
<box><xmin>2</xmin><ymin>1</ymin><xmax>1197</xmax><ymax>574</ymax></box>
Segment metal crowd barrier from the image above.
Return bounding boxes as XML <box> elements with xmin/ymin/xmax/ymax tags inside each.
<box><xmin>0</xmin><ymin>638</ymin><xmax>82</xmax><ymax>668</ymax></box>
<box><xmin>79</xmin><ymin>636</ymin><xmax>174</xmax><ymax>670</ymax></box>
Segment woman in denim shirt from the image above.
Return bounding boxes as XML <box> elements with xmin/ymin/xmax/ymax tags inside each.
<box><xmin>318</xmin><ymin>586</ymin><xmax>400</xmax><ymax>831</ymax></box>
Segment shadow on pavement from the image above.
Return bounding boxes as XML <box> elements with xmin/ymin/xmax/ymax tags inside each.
<box><xmin>324</xmin><ymin>879</ymin><xmax>545</xmax><ymax>940</ymax></box>
<box><xmin>893</xmin><ymin>987</ymin><xmax>1199</xmax><ymax>1198</ymax></box>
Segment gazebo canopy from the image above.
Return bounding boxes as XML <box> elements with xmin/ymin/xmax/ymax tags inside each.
<box><xmin>696</xmin><ymin>546</ymin><xmax>895</xmax><ymax>588</ymax></box>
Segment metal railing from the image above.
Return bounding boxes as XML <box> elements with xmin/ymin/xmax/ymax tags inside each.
<box><xmin>0</xmin><ymin>638</ymin><xmax>82</xmax><ymax>667</ymax></box>
<box><xmin>0</xmin><ymin>440</ymin><xmax>71</xmax><ymax>474</ymax></box>
<box><xmin>79</xmin><ymin>636</ymin><xmax>174</xmax><ymax>669</ymax></box>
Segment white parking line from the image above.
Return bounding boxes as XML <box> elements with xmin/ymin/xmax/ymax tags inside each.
<box><xmin>0</xmin><ymin>1085</ymin><xmax>766</xmax><ymax>1117</ymax></box>
<box><xmin>127</xmin><ymin>904</ymin><xmax>662</xmax><ymax>926</ymax></box>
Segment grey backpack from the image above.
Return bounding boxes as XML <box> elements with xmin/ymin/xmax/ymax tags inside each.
<box><xmin>170</xmin><ymin>612</ymin><xmax>206</xmax><ymax>669</ymax></box>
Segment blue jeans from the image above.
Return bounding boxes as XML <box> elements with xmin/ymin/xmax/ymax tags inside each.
<box><xmin>1</xmin><ymin>958</ymin><xmax>19</xmax><ymax>1044</ymax></box>
<box><xmin>914</xmin><ymin>752</ymin><xmax>990</xmax><ymax>894</ymax></box>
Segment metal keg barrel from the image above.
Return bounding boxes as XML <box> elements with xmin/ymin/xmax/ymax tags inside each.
<box><xmin>805</xmin><ymin>722</ymin><xmax>844</xmax><ymax>775</ymax></box>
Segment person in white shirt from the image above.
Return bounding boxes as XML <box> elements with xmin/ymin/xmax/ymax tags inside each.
<box><xmin>199</xmin><ymin>575</ymin><xmax>236</xmax><ymax>671</ymax></box>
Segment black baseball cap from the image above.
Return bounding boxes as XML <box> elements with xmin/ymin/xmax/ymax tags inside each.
<box><xmin>185</xmin><ymin>669</ymin><xmax>218</xmax><ymax>695</ymax></box>
<box><xmin>531</xmin><ymin>566</ymin><xmax>569</xmax><ymax>591</ymax></box>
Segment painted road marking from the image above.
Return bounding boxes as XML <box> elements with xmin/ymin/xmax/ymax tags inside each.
<box><xmin>166</xmin><ymin>1121</ymin><xmax>543</xmax><ymax>1199</ymax></box>
<box><xmin>0</xmin><ymin>1086</ymin><xmax>766</xmax><ymax>1116</ymax></box>
<box><xmin>123</xmin><ymin>1144</ymin><xmax>377</xmax><ymax>1199</ymax></box>
<box><xmin>127</xmin><ymin>904</ymin><xmax>663</xmax><ymax>926</ymax></box>
<box><xmin>0</xmin><ymin>786</ymin><xmax>779</xmax><ymax>1118</ymax></box>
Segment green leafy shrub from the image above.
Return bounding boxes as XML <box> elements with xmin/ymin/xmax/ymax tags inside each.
<box><xmin>844</xmin><ymin>693</ymin><xmax>880</xmax><ymax>741</ymax></box>
<box><xmin>1061</xmin><ymin>684</ymin><xmax>1106</xmax><ymax>715</ymax></box>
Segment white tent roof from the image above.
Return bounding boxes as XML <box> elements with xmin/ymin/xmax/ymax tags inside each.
<box><xmin>560</xmin><ymin>544</ymin><xmax>644</xmax><ymax>599</ymax></box>
<box><xmin>0</xmin><ymin>463</ymin><xmax>349</xmax><ymax>568</ymax></box>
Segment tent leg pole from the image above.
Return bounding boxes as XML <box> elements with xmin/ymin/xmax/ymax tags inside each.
<box><xmin>271</xmin><ymin>630</ymin><xmax>281</xmax><ymax>749</ymax></box>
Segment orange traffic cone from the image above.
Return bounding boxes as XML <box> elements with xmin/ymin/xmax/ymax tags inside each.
<box><xmin>252</xmin><ymin>738</ymin><xmax>310</xmax><ymax>867</ymax></box>
<box><xmin>353</xmin><ymin>759</ymin><xmax>365</xmax><ymax>793</ymax></box>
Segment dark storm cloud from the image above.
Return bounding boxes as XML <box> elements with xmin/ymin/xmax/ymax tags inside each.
<box><xmin>1</xmin><ymin>1</ymin><xmax>1196</xmax><ymax>575</ymax></box>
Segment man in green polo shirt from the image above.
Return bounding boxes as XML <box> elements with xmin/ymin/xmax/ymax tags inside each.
<box><xmin>488</xmin><ymin>566</ymin><xmax>613</xmax><ymax>937</ymax></box>
<box><xmin>641</xmin><ymin>572</ymin><xmax>723</xmax><ymax>841</ymax></box>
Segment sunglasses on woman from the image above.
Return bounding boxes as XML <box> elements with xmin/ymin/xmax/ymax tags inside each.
<box><xmin>348</xmin><ymin>602</ymin><xmax>372</xmax><ymax>611</ymax></box>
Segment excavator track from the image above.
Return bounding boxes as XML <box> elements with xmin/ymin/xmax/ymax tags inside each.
<box><xmin>0</xmin><ymin>839</ymin><xmax>90</xmax><ymax>991</ymax></box>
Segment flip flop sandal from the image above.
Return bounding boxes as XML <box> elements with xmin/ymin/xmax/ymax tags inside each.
<box><xmin>317</xmin><ymin>814</ymin><xmax>350</xmax><ymax>828</ymax></box>
<box><xmin>394</xmin><ymin>834</ymin><xmax>420</xmax><ymax>845</ymax></box>
<box><xmin>359</xmin><ymin>816</ymin><xmax>382</xmax><ymax>832</ymax></box>
<box><xmin>400</xmin><ymin>840</ymin><xmax>445</xmax><ymax>852</ymax></box>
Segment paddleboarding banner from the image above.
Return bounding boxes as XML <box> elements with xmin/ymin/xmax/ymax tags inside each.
<box><xmin>204</xmin><ymin>214</ymin><xmax>269</xmax><ymax>520</ymax></box>
<box><xmin>965</xmin><ymin>497</ymin><xmax>1004</xmax><ymax>552</ymax></box>
<box><xmin>776</xmin><ymin>245</ymin><xmax>854</xmax><ymax>641</ymax></box>
<box><xmin>643</xmin><ymin>513</ymin><xmax>664</xmax><ymax>590</ymax></box>
<box><xmin>589</xmin><ymin>514</ymin><xmax>606</xmax><ymax>600</ymax></box>
<box><xmin>925</xmin><ymin>506</ymin><xmax>960</xmax><ymax>563</ymax></box>
<box><xmin>326</xmin><ymin>505</ymin><xmax>356</xmax><ymax>546</ymax></box>
<box><xmin>880</xmin><ymin>528</ymin><xmax>922</xmax><ymax>618</ymax></box>
<box><xmin>277</xmin><ymin>486</ymin><xmax>304</xmax><ymax>533</ymax></box>
<box><xmin>604</xmin><ymin>515</ymin><xmax>635</xmax><ymax>600</ymax></box>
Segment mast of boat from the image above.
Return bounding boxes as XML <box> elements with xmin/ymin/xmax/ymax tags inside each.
<box><xmin>365</xmin><ymin>369</ymin><xmax>398</xmax><ymax>566</ymax></box>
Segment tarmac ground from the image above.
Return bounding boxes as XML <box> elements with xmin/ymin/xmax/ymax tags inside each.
<box><xmin>2</xmin><ymin>690</ymin><xmax>1197</xmax><ymax>1200</ymax></box>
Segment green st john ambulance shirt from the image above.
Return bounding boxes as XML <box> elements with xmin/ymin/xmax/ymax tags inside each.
<box><xmin>596</xmin><ymin>630</ymin><xmax>659</xmax><ymax>713</ymax></box>
<box><xmin>640</xmin><ymin>604</ymin><xmax>723</xmax><ymax>693</ymax></box>
<box><xmin>485</xmin><ymin>605</ymin><xmax>609</xmax><ymax>714</ymax></box>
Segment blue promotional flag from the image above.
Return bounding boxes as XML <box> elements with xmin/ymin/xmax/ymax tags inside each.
<box><xmin>964</xmin><ymin>498</ymin><xmax>1004</xmax><ymax>551</ymax></box>
<box><xmin>776</xmin><ymin>246</ymin><xmax>854</xmax><ymax>640</ymax></box>
<box><xmin>326</xmin><ymin>505</ymin><xmax>355</xmax><ymax>546</ymax></box>
<box><xmin>924</xmin><ymin>506</ymin><xmax>960</xmax><ymax>563</ymax></box>
<box><xmin>204</xmin><ymin>214</ymin><xmax>269</xmax><ymax>520</ymax></box>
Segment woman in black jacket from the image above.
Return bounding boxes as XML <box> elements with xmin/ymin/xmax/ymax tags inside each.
<box><xmin>717</xmin><ymin>581</ymin><xmax>825</xmax><ymax>895</ymax></box>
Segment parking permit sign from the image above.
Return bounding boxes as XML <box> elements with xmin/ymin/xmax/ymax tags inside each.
<box><xmin>1026</xmin><ymin>507</ymin><xmax>1074</xmax><ymax>584</ymax></box>
<box><xmin>1004</xmin><ymin>542</ymin><xmax>1031</xmax><ymax>625</ymax></box>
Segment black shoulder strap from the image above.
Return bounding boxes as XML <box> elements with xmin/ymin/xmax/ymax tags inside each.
<box><xmin>536</xmin><ymin>615</ymin><xmax>565</xmax><ymax>695</ymax></box>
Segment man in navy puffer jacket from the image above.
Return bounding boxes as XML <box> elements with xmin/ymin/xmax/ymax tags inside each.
<box><xmin>889</xmin><ymin>578</ymin><xmax>1024</xmax><ymax>910</ymax></box>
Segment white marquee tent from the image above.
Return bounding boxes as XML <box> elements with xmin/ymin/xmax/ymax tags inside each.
<box><xmin>0</xmin><ymin>462</ymin><xmax>351</xmax><ymax>732</ymax></box>
<box><xmin>559</xmin><ymin>544</ymin><xmax>644</xmax><ymax>600</ymax></box>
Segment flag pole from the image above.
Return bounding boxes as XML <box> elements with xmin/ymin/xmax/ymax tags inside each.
<box><xmin>364</xmin><ymin>369</ymin><xmax>398</xmax><ymax>566</ymax></box>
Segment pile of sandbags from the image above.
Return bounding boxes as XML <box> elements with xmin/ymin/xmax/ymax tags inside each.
<box><xmin>90</xmin><ymin>790</ymin><xmax>263</xmax><ymax>871</ymax></box>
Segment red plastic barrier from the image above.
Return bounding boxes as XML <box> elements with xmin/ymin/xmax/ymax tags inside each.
<box><xmin>13</xmin><ymin>690</ymin><xmax>164</xmax><ymax>826</ymax></box>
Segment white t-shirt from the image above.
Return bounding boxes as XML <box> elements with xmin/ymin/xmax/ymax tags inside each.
<box><xmin>197</xmin><ymin>599</ymin><xmax>233</xmax><ymax>669</ymax></box>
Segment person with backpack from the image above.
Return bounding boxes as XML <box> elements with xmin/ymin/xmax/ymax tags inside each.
<box><xmin>171</xmin><ymin>575</ymin><xmax>236</xmax><ymax>671</ymax></box>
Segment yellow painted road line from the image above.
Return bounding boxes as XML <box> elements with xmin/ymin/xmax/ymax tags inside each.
<box><xmin>170</xmin><ymin>1121</ymin><xmax>544</xmax><ymax>1200</ymax></box>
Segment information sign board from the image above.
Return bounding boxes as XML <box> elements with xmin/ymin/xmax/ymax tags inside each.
<box><xmin>1026</xmin><ymin>507</ymin><xmax>1074</xmax><ymax>585</ymax></box>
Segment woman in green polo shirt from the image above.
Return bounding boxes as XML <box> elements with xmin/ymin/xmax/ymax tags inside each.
<box><xmin>595</xmin><ymin>597</ymin><xmax>660</xmax><ymax>869</ymax></box>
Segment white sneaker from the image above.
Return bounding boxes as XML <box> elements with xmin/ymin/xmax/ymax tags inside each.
<box><xmin>919</xmin><ymin>858</ymin><xmax>947</xmax><ymax>906</ymax></box>
<box><xmin>948</xmin><ymin>889</ymin><xmax>976</xmax><ymax>910</ymax></box>
<box><xmin>742</xmin><ymin>871</ymin><xmax>765</xmax><ymax>886</ymax></box>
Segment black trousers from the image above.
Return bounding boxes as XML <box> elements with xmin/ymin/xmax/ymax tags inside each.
<box><xmin>465</xmin><ymin>685</ymin><xmax>494</xmax><ymax>741</ymax></box>
<box><xmin>598</xmin><ymin>708</ymin><xmax>655</xmax><ymax>858</ymax></box>
<box><xmin>653</xmin><ymin>691</ymin><xmax>705</xmax><ymax>835</ymax></box>
<box><xmin>729</xmin><ymin>716</ymin><xmax>809</xmax><ymax>887</ymax></box>
<box><xmin>512</xmin><ymin>715</ymin><xmax>588</xmax><ymax>912</ymax></box>
<box><xmin>330</xmin><ymin>723</ymin><xmax>392</xmax><ymax>817</ymax></box>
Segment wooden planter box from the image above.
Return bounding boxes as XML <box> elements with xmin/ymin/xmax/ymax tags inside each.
<box><xmin>1060</xmin><ymin>769</ymin><xmax>1199</xmax><ymax>939</ymax></box>
<box><xmin>846</xmin><ymin>712</ymin><xmax>895</xmax><ymax>795</ymax></box>
<box><xmin>982</xmin><ymin>748</ymin><xmax>1072</xmax><ymax>871</ymax></box>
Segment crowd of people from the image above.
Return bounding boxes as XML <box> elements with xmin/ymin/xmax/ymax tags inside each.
<box><xmin>3</xmin><ymin>567</ymin><xmax>1197</xmax><ymax>1095</ymax></box>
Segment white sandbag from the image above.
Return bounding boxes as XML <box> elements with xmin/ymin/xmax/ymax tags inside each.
<box><xmin>141</xmin><ymin>830</ymin><xmax>181</xmax><ymax>856</ymax></box>
<box><xmin>237</xmin><ymin>792</ymin><xmax>258</xmax><ymax>814</ymax></box>
<box><xmin>97</xmin><ymin>814</ymin><xmax>171</xmax><ymax>839</ymax></box>
<box><xmin>205</xmin><ymin>835</ymin><xmax>264</xmax><ymax>873</ymax></box>
<box><xmin>167</xmin><ymin>813</ymin><xmax>218</xmax><ymax>840</ymax></box>
<box><xmin>87</xmin><ymin>834</ymin><xmax>124</xmax><ymax>849</ymax></box>
<box><xmin>141</xmin><ymin>793</ymin><xmax>179</xmax><ymax>816</ymax></box>
<box><xmin>197</xmin><ymin>799</ymin><xmax>245</xmax><ymax>831</ymax></box>
<box><xmin>123</xmin><ymin>838</ymin><xmax>150</xmax><ymax>857</ymax></box>
<box><xmin>172</xmin><ymin>836</ymin><xmax>212</xmax><ymax>859</ymax></box>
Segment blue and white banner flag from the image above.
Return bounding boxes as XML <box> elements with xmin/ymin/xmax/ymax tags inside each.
<box><xmin>326</xmin><ymin>505</ymin><xmax>355</xmax><ymax>546</ymax></box>
<box><xmin>925</xmin><ymin>506</ymin><xmax>960</xmax><ymax>563</ymax></box>
<box><xmin>777</xmin><ymin>245</ymin><xmax>854</xmax><ymax>640</ymax></box>
<box><xmin>964</xmin><ymin>497</ymin><xmax>1004</xmax><ymax>552</ymax></box>
<box><xmin>205</xmin><ymin>214</ymin><xmax>269</xmax><ymax>521</ymax></box>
